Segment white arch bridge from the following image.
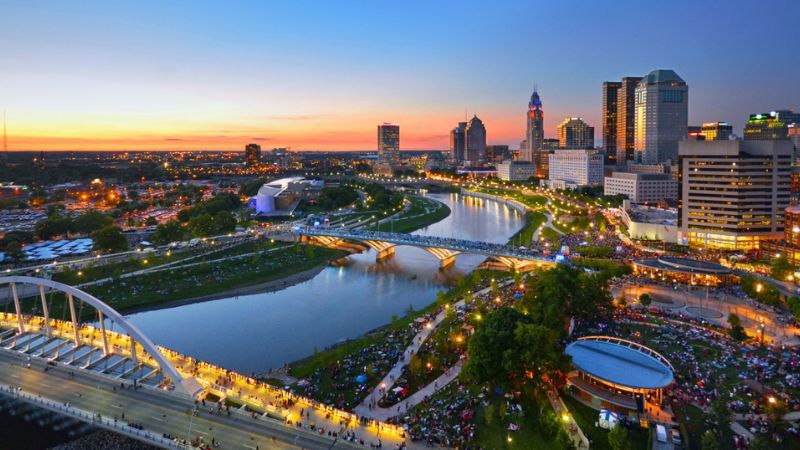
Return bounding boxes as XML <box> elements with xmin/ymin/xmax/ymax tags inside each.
<box><xmin>295</xmin><ymin>227</ymin><xmax>556</xmax><ymax>271</ymax></box>
<box><xmin>0</xmin><ymin>276</ymin><xmax>408</xmax><ymax>449</ymax></box>
<box><xmin>0</xmin><ymin>276</ymin><xmax>204</xmax><ymax>397</ymax></box>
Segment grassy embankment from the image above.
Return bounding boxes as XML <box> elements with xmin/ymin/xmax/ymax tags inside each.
<box><xmin>370</xmin><ymin>196</ymin><xmax>451</xmax><ymax>233</ymax></box>
<box><xmin>22</xmin><ymin>241</ymin><xmax>346</xmax><ymax>319</ymax></box>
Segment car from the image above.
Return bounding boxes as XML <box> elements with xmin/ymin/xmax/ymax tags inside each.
<box><xmin>671</xmin><ymin>428</ymin><xmax>682</xmax><ymax>446</ymax></box>
<box><xmin>655</xmin><ymin>424</ymin><xmax>667</xmax><ymax>443</ymax></box>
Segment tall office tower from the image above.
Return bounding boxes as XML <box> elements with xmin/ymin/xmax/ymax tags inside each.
<box><xmin>678</xmin><ymin>139</ymin><xmax>793</xmax><ymax>250</ymax></box>
<box><xmin>465</xmin><ymin>115</ymin><xmax>487</xmax><ymax>167</ymax></box>
<box><xmin>615</xmin><ymin>77</ymin><xmax>642</xmax><ymax>164</ymax></box>
<box><xmin>744</xmin><ymin>112</ymin><xmax>790</xmax><ymax>141</ymax></box>
<box><xmin>522</xmin><ymin>89</ymin><xmax>544</xmax><ymax>162</ymax></box>
<box><xmin>449</xmin><ymin>122</ymin><xmax>467</xmax><ymax>164</ymax></box>
<box><xmin>377</xmin><ymin>123</ymin><xmax>400</xmax><ymax>165</ymax></box>
<box><xmin>602</xmin><ymin>81</ymin><xmax>622</xmax><ymax>165</ymax></box>
<box><xmin>700</xmin><ymin>122</ymin><xmax>733</xmax><ymax>141</ymax></box>
<box><xmin>244</xmin><ymin>143</ymin><xmax>261</xmax><ymax>166</ymax></box>
<box><xmin>634</xmin><ymin>69</ymin><xmax>688</xmax><ymax>164</ymax></box>
<box><xmin>557</xmin><ymin>117</ymin><xmax>595</xmax><ymax>149</ymax></box>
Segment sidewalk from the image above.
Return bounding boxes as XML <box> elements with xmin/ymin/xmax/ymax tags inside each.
<box><xmin>354</xmin><ymin>280</ymin><xmax>511</xmax><ymax>420</ymax></box>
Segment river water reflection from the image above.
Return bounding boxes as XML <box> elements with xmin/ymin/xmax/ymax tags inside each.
<box><xmin>124</xmin><ymin>193</ymin><xmax>524</xmax><ymax>374</ymax></box>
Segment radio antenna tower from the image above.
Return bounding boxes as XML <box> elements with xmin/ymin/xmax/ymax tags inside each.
<box><xmin>3</xmin><ymin>110</ymin><xmax>6</xmax><ymax>153</ymax></box>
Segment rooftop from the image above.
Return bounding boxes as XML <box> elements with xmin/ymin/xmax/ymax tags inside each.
<box><xmin>565</xmin><ymin>337</ymin><xmax>674</xmax><ymax>390</ymax></box>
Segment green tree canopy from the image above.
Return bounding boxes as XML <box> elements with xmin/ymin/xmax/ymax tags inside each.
<box><xmin>150</xmin><ymin>220</ymin><xmax>188</xmax><ymax>245</ymax></box>
<box><xmin>608</xmin><ymin>423</ymin><xmax>631</xmax><ymax>450</ymax></box>
<box><xmin>91</xmin><ymin>226</ymin><xmax>129</xmax><ymax>253</ymax></box>
<box><xmin>74</xmin><ymin>210</ymin><xmax>113</xmax><ymax>235</ymax></box>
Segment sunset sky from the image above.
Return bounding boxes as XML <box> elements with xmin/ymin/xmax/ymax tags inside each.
<box><xmin>2</xmin><ymin>0</ymin><xmax>799</xmax><ymax>151</ymax></box>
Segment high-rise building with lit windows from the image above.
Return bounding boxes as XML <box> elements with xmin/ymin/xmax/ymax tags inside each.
<box><xmin>449</xmin><ymin>121</ymin><xmax>467</xmax><ymax>164</ymax></box>
<box><xmin>678</xmin><ymin>139</ymin><xmax>793</xmax><ymax>250</ymax></box>
<box><xmin>557</xmin><ymin>117</ymin><xmax>594</xmax><ymax>149</ymax></box>
<box><xmin>245</xmin><ymin>143</ymin><xmax>261</xmax><ymax>166</ymax></box>
<box><xmin>602</xmin><ymin>81</ymin><xmax>621</xmax><ymax>165</ymax></box>
<box><xmin>465</xmin><ymin>115</ymin><xmax>487</xmax><ymax>167</ymax></box>
<box><xmin>744</xmin><ymin>112</ymin><xmax>790</xmax><ymax>141</ymax></box>
<box><xmin>615</xmin><ymin>77</ymin><xmax>642</xmax><ymax>164</ymax></box>
<box><xmin>634</xmin><ymin>70</ymin><xmax>688</xmax><ymax>164</ymax></box>
<box><xmin>377</xmin><ymin>123</ymin><xmax>400</xmax><ymax>165</ymax></box>
<box><xmin>522</xmin><ymin>89</ymin><xmax>544</xmax><ymax>164</ymax></box>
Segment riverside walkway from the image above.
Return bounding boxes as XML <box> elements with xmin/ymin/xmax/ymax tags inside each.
<box><xmin>0</xmin><ymin>276</ymin><xmax>409</xmax><ymax>449</ymax></box>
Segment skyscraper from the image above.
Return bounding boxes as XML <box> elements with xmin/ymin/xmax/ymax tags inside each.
<box><xmin>377</xmin><ymin>123</ymin><xmax>400</xmax><ymax>165</ymax></box>
<box><xmin>615</xmin><ymin>76</ymin><xmax>642</xmax><ymax>165</ymax></box>
<box><xmin>557</xmin><ymin>117</ymin><xmax>595</xmax><ymax>149</ymax></box>
<box><xmin>244</xmin><ymin>143</ymin><xmax>261</xmax><ymax>166</ymax></box>
<box><xmin>678</xmin><ymin>139</ymin><xmax>792</xmax><ymax>250</ymax></box>
<box><xmin>522</xmin><ymin>89</ymin><xmax>544</xmax><ymax>162</ymax></box>
<box><xmin>465</xmin><ymin>115</ymin><xmax>487</xmax><ymax>167</ymax></box>
<box><xmin>449</xmin><ymin>121</ymin><xmax>467</xmax><ymax>164</ymax></box>
<box><xmin>744</xmin><ymin>112</ymin><xmax>790</xmax><ymax>141</ymax></box>
<box><xmin>634</xmin><ymin>69</ymin><xmax>688</xmax><ymax>164</ymax></box>
<box><xmin>602</xmin><ymin>81</ymin><xmax>621</xmax><ymax>164</ymax></box>
<box><xmin>699</xmin><ymin>122</ymin><xmax>733</xmax><ymax>141</ymax></box>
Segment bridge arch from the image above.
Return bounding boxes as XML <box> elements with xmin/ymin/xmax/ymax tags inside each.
<box><xmin>0</xmin><ymin>276</ymin><xmax>202</xmax><ymax>397</ymax></box>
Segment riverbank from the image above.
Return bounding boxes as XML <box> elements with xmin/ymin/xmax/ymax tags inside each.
<box><xmin>22</xmin><ymin>244</ymin><xmax>348</xmax><ymax>318</ymax></box>
<box><xmin>121</xmin><ymin>262</ymin><xmax>333</xmax><ymax>315</ymax></box>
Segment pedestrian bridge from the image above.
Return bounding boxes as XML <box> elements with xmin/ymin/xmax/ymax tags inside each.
<box><xmin>0</xmin><ymin>276</ymin><xmax>406</xmax><ymax>449</ymax></box>
<box><xmin>295</xmin><ymin>227</ymin><xmax>555</xmax><ymax>271</ymax></box>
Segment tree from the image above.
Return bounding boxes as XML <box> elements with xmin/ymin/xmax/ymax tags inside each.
<box><xmin>727</xmin><ymin>313</ymin><xmax>747</xmax><ymax>341</ymax></box>
<box><xmin>608</xmin><ymin>424</ymin><xmax>631</xmax><ymax>450</ymax></box>
<box><xmin>710</xmin><ymin>396</ymin><xmax>731</xmax><ymax>432</ymax></box>
<box><xmin>770</xmin><ymin>255</ymin><xmax>793</xmax><ymax>281</ymax></box>
<box><xmin>91</xmin><ymin>226</ymin><xmax>128</xmax><ymax>253</ymax></box>
<box><xmin>151</xmin><ymin>220</ymin><xmax>187</xmax><ymax>245</ymax></box>
<box><xmin>5</xmin><ymin>241</ymin><xmax>24</xmax><ymax>263</ymax></box>
<box><xmin>512</xmin><ymin>322</ymin><xmax>569</xmax><ymax>388</ymax></box>
<box><xmin>701</xmin><ymin>430</ymin><xmax>719</xmax><ymax>450</ymax></box>
<box><xmin>464</xmin><ymin>307</ymin><xmax>528</xmax><ymax>384</ymax></box>
<box><xmin>73</xmin><ymin>210</ymin><xmax>112</xmax><ymax>235</ymax></box>
<box><xmin>638</xmin><ymin>293</ymin><xmax>652</xmax><ymax>307</ymax></box>
<box><xmin>144</xmin><ymin>216</ymin><xmax>158</xmax><ymax>226</ymax></box>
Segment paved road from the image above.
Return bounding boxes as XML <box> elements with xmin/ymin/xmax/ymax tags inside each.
<box><xmin>0</xmin><ymin>350</ymin><xmax>374</xmax><ymax>450</ymax></box>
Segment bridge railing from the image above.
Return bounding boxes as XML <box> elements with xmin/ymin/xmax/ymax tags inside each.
<box><xmin>295</xmin><ymin>227</ymin><xmax>554</xmax><ymax>262</ymax></box>
<box><xmin>1</xmin><ymin>383</ymin><xmax>192</xmax><ymax>450</ymax></box>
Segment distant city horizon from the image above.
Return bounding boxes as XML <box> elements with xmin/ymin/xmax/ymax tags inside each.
<box><xmin>3</xmin><ymin>1</ymin><xmax>799</xmax><ymax>152</ymax></box>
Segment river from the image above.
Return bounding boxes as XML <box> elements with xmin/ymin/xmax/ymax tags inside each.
<box><xmin>123</xmin><ymin>193</ymin><xmax>524</xmax><ymax>374</ymax></box>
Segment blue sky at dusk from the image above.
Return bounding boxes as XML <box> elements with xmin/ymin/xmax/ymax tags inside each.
<box><xmin>2</xmin><ymin>0</ymin><xmax>799</xmax><ymax>150</ymax></box>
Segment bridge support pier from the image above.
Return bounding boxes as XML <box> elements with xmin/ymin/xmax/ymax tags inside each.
<box><xmin>39</xmin><ymin>285</ymin><xmax>51</xmax><ymax>337</ymax></box>
<box><xmin>98</xmin><ymin>311</ymin><xmax>110</xmax><ymax>356</ymax></box>
<box><xmin>492</xmin><ymin>257</ymin><xmax>551</xmax><ymax>272</ymax></box>
<box><xmin>67</xmin><ymin>293</ymin><xmax>80</xmax><ymax>345</ymax></box>
<box><xmin>423</xmin><ymin>247</ymin><xmax>461</xmax><ymax>270</ymax></box>
<box><xmin>10</xmin><ymin>283</ymin><xmax>24</xmax><ymax>333</ymax></box>
<box><xmin>363</xmin><ymin>240</ymin><xmax>397</xmax><ymax>262</ymax></box>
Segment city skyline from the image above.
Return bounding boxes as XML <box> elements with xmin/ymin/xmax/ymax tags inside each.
<box><xmin>2</xmin><ymin>0</ymin><xmax>800</xmax><ymax>151</ymax></box>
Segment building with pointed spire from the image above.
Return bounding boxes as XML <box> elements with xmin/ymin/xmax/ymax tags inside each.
<box><xmin>522</xmin><ymin>89</ymin><xmax>544</xmax><ymax>163</ymax></box>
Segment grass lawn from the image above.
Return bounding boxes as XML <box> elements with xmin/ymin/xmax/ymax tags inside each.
<box><xmin>371</xmin><ymin>196</ymin><xmax>450</xmax><ymax>233</ymax></box>
<box><xmin>562</xmin><ymin>395</ymin><xmax>649</xmax><ymax>450</ymax></box>
<box><xmin>473</xmin><ymin>395</ymin><xmax>556</xmax><ymax>450</ymax></box>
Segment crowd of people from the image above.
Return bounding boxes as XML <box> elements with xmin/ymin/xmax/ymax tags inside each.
<box><xmin>578</xmin><ymin>305</ymin><xmax>800</xmax><ymax>448</ymax></box>
<box><xmin>295</xmin><ymin>322</ymin><xmax>421</xmax><ymax>410</ymax></box>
